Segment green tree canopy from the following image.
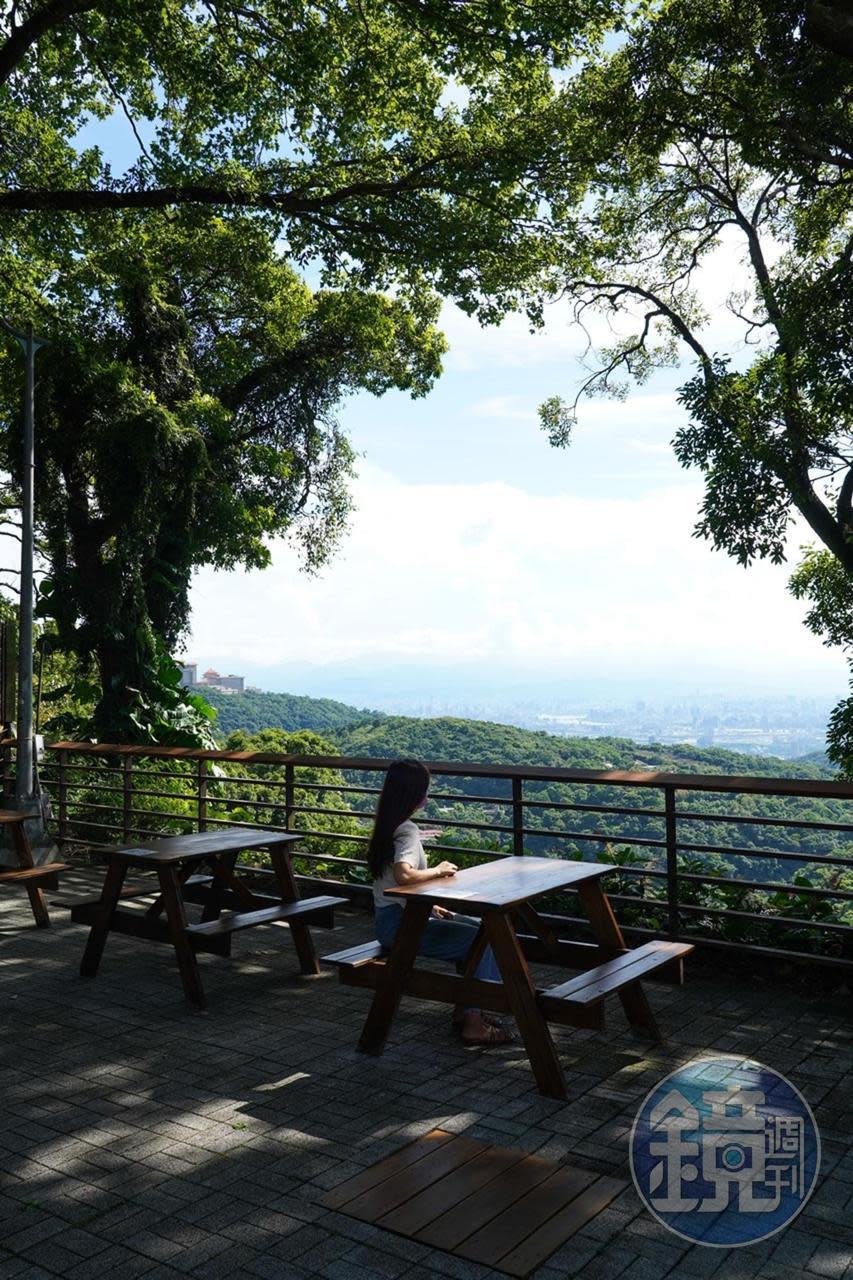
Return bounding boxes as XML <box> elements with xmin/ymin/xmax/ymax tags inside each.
<box><xmin>536</xmin><ymin>0</ymin><xmax>853</xmax><ymax>772</ymax></box>
<box><xmin>0</xmin><ymin>211</ymin><xmax>446</xmax><ymax>739</ymax></box>
<box><xmin>0</xmin><ymin>0</ymin><xmax>621</xmax><ymax>319</ymax></box>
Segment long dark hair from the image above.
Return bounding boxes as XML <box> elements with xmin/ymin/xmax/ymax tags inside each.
<box><xmin>367</xmin><ymin>759</ymin><xmax>431</xmax><ymax>878</ymax></box>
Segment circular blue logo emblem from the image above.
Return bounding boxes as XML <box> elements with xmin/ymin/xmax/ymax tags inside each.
<box><xmin>629</xmin><ymin>1056</ymin><xmax>820</xmax><ymax>1246</ymax></box>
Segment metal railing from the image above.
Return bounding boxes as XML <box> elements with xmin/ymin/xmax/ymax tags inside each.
<box><xmin>30</xmin><ymin>742</ymin><xmax>853</xmax><ymax>969</ymax></box>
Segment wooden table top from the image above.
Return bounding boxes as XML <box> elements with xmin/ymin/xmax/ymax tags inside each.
<box><xmin>383</xmin><ymin>855</ymin><xmax>611</xmax><ymax>912</ymax></box>
<box><xmin>106</xmin><ymin>828</ymin><xmax>301</xmax><ymax>866</ymax></box>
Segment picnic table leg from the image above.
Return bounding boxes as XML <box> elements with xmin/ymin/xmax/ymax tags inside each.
<box><xmin>483</xmin><ymin>909</ymin><xmax>566</xmax><ymax>1100</ymax></box>
<box><xmin>80</xmin><ymin>858</ymin><xmax>127</xmax><ymax>977</ymax></box>
<box><xmin>11</xmin><ymin>818</ymin><xmax>51</xmax><ymax>928</ymax></box>
<box><xmin>146</xmin><ymin>862</ymin><xmax>195</xmax><ymax>918</ymax></box>
<box><xmin>358</xmin><ymin>900</ymin><xmax>431</xmax><ymax>1055</ymax></box>
<box><xmin>200</xmin><ymin>852</ymin><xmax>238</xmax><ymax>922</ymax></box>
<box><xmin>157</xmin><ymin>863</ymin><xmax>207</xmax><ymax>1010</ymax></box>
<box><xmin>269</xmin><ymin>847</ymin><xmax>320</xmax><ymax>976</ymax></box>
<box><xmin>577</xmin><ymin>881</ymin><xmax>661</xmax><ymax>1041</ymax></box>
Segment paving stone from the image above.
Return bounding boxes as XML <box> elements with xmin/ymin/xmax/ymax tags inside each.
<box><xmin>3</xmin><ymin>875</ymin><xmax>853</xmax><ymax>1280</ymax></box>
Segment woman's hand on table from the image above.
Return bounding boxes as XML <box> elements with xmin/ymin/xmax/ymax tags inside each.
<box><xmin>432</xmin><ymin>860</ymin><xmax>458</xmax><ymax>878</ymax></box>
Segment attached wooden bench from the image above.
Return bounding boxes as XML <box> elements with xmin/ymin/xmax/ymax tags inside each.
<box><xmin>64</xmin><ymin>873</ymin><xmax>213</xmax><ymax>911</ymax></box>
<box><xmin>186</xmin><ymin>894</ymin><xmax>345</xmax><ymax>938</ymax></box>
<box><xmin>539</xmin><ymin>939</ymin><xmax>693</xmax><ymax>1036</ymax></box>
<box><xmin>0</xmin><ymin>863</ymin><xmax>67</xmax><ymax>886</ymax></box>
<box><xmin>323</xmin><ymin>939</ymin><xmax>386</xmax><ymax>968</ymax></box>
<box><xmin>0</xmin><ymin>809</ymin><xmax>69</xmax><ymax>927</ymax></box>
<box><xmin>324</xmin><ymin>936</ymin><xmax>694</xmax><ymax>1040</ymax></box>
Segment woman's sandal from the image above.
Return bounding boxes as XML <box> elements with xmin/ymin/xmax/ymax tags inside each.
<box><xmin>461</xmin><ymin>1021</ymin><xmax>515</xmax><ymax>1047</ymax></box>
<box><xmin>451</xmin><ymin>1012</ymin><xmax>504</xmax><ymax>1035</ymax></box>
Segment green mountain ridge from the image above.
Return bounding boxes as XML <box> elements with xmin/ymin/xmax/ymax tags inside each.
<box><xmin>203</xmin><ymin>687</ymin><xmax>834</xmax><ymax>780</ymax></box>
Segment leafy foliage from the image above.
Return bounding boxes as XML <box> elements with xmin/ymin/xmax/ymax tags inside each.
<box><xmin>0</xmin><ymin>211</ymin><xmax>445</xmax><ymax>739</ymax></box>
<box><xmin>533</xmin><ymin>0</ymin><xmax>853</xmax><ymax>770</ymax></box>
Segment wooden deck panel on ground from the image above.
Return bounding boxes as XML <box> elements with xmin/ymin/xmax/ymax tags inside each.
<box><xmin>326</xmin><ymin>1128</ymin><xmax>627</xmax><ymax>1278</ymax></box>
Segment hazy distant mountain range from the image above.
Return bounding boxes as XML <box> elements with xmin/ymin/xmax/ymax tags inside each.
<box><xmin>201</xmin><ymin>687</ymin><xmax>833</xmax><ymax>779</ymax></box>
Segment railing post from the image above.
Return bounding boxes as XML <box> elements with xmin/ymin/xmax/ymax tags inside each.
<box><xmin>122</xmin><ymin>754</ymin><xmax>133</xmax><ymax>843</ymax></box>
<box><xmin>285</xmin><ymin>762</ymin><xmax>295</xmax><ymax>830</ymax></box>
<box><xmin>664</xmin><ymin>784</ymin><xmax>679</xmax><ymax>939</ymax></box>
<box><xmin>57</xmin><ymin>748</ymin><xmax>68</xmax><ymax>848</ymax></box>
<box><xmin>197</xmin><ymin>758</ymin><xmax>208</xmax><ymax>832</ymax></box>
<box><xmin>512</xmin><ymin>775</ymin><xmax>524</xmax><ymax>855</ymax></box>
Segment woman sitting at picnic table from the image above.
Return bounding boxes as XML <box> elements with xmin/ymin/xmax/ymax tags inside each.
<box><xmin>368</xmin><ymin>759</ymin><xmax>513</xmax><ymax>1046</ymax></box>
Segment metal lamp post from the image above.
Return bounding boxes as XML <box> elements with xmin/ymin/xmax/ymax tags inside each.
<box><xmin>0</xmin><ymin>318</ymin><xmax>48</xmax><ymax>812</ymax></box>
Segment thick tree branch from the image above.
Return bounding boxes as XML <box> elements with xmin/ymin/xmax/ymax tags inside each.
<box><xmin>838</xmin><ymin>464</ymin><xmax>853</xmax><ymax>527</ymax></box>
<box><xmin>0</xmin><ymin>0</ymin><xmax>101</xmax><ymax>86</ymax></box>
<box><xmin>0</xmin><ymin>164</ymin><xmax>456</xmax><ymax>215</ymax></box>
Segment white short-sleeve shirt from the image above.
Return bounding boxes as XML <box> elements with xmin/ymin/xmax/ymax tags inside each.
<box><xmin>372</xmin><ymin>819</ymin><xmax>426</xmax><ymax>910</ymax></box>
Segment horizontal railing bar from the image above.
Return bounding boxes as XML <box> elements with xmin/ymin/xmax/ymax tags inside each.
<box><xmin>522</xmin><ymin>829</ymin><xmax>667</xmax><ymax>849</ymax></box>
<box><xmin>64</xmin><ymin>817</ymin><xmax>137</xmax><ymax>833</ymax></box>
<box><xmin>675</xmin><ymin>902</ymin><xmax>853</xmax><ymax>934</ymax></box>
<box><xmin>521</xmin><ymin>798</ymin><xmax>666</xmax><ymax>818</ymax></box>
<box><xmin>43</xmin><ymin>743</ymin><xmax>853</xmax><ymax>800</ymax></box>
<box><xmin>203</xmin><ymin>773</ymin><xmax>288</xmax><ymax>790</ymax></box>
<box><xmin>593</xmin><ymin>893</ymin><xmax>667</xmax><ymax>910</ymax></box>
<box><xmin>289</xmin><ymin>805</ymin><xmax>372</xmax><ymax>823</ymax></box>
<box><xmin>50</xmin><ymin>784</ymin><xmax>125</xmax><ymax>798</ymax></box>
<box><xmin>40</xmin><ymin>762</ymin><xmax>124</xmax><ymax>777</ymax></box>
<box><xmin>127</xmin><ymin>788</ymin><xmax>200</xmax><ymax>803</ymax></box>
<box><xmin>125</xmin><ymin>807</ymin><xmax>205</xmax><ymax>823</ymax></box>
<box><xmin>675</xmin><ymin>841</ymin><xmax>853</xmax><ymax>867</ymax></box>
<box><xmin>668</xmin><ymin>932</ymin><xmax>852</xmax><ymax>968</ymax></box>
<box><xmin>675</xmin><ymin>809</ymin><xmax>853</xmax><ymax>834</ymax></box>
<box><xmin>203</xmin><ymin>796</ymin><xmax>280</xmax><ymax>812</ymax></box>
<box><xmin>679</xmin><ymin>873</ymin><xmax>853</xmax><ymax>901</ymax></box>
<box><xmin>301</xmin><ymin>781</ymin><xmax>383</xmax><ymax>797</ymax></box>
<box><xmin>426</xmin><ymin>791</ymin><xmax>513</xmax><ymax>806</ymax></box>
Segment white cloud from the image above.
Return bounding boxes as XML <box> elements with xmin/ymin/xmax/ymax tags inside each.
<box><xmin>440</xmin><ymin>227</ymin><xmax>763</xmax><ymax>378</ymax></box>
<box><xmin>187</xmin><ymin>463</ymin><xmax>843</xmax><ymax>680</ymax></box>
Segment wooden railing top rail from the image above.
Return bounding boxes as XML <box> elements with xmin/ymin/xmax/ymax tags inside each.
<box><xmin>42</xmin><ymin>741</ymin><xmax>853</xmax><ymax>801</ymax></box>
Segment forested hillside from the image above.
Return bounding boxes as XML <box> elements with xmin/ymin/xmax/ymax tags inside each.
<box><xmin>202</xmin><ymin>688</ymin><xmax>378</xmax><ymax>738</ymax></box>
<box><xmin>336</xmin><ymin>715</ymin><xmax>833</xmax><ymax>780</ymax></box>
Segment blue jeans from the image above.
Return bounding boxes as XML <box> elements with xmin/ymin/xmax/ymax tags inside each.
<box><xmin>375</xmin><ymin>904</ymin><xmax>501</xmax><ymax>1013</ymax></box>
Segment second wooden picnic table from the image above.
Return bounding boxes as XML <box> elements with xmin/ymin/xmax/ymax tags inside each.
<box><xmin>71</xmin><ymin>827</ymin><xmax>346</xmax><ymax>1009</ymax></box>
<box><xmin>327</xmin><ymin>855</ymin><xmax>692</xmax><ymax>1099</ymax></box>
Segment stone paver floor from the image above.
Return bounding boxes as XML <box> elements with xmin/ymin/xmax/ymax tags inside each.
<box><xmin>1</xmin><ymin>867</ymin><xmax>852</xmax><ymax>1280</ymax></box>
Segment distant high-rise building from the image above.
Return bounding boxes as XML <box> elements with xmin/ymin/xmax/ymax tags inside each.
<box><xmin>178</xmin><ymin>662</ymin><xmax>197</xmax><ymax>688</ymax></box>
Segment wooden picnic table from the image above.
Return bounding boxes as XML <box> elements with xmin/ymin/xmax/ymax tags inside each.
<box><xmin>0</xmin><ymin>809</ymin><xmax>69</xmax><ymax>927</ymax></box>
<box><xmin>325</xmin><ymin>855</ymin><xmax>692</xmax><ymax>1099</ymax></box>
<box><xmin>71</xmin><ymin>828</ymin><xmax>345</xmax><ymax>1009</ymax></box>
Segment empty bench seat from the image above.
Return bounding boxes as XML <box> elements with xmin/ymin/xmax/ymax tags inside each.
<box><xmin>185</xmin><ymin>894</ymin><xmax>346</xmax><ymax>938</ymax></box>
<box><xmin>0</xmin><ymin>862</ymin><xmax>69</xmax><ymax>887</ymax></box>
<box><xmin>540</xmin><ymin>939</ymin><xmax>693</xmax><ymax>1006</ymax></box>
<box><xmin>66</xmin><ymin>873</ymin><xmax>214</xmax><ymax>914</ymax></box>
<box><xmin>322</xmin><ymin>939</ymin><xmax>386</xmax><ymax>968</ymax></box>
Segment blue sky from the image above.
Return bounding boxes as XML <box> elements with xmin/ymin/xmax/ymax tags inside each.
<box><xmin>73</xmin><ymin>109</ymin><xmax>848</xmax><ymax>704</ymax></box>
